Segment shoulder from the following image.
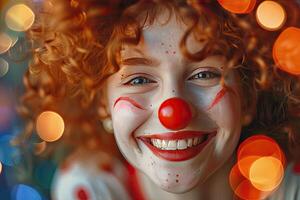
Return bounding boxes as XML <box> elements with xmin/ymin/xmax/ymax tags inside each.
<box><xmin>51</xmin><ymin>151</ymin><xmax>131</xmax><ymax>200</ymax></box>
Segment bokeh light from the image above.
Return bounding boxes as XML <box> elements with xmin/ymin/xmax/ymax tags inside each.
<box><xmin>273</xmin><ymin>27</ymin><xmax>300</xmax><ymax>75</ymax></box>
<box><xmin>0</xmin><ymin>58</ymin><xmax>9</xmax><ymax>77</ymax></box>
<box><xmin>36</xmin><ymin>111</ymin><xmax>65</xmax><ymax>142</ymax></box>
<box><xmin>0</xmin><ymin>161</ymin><xmax>2</xmax><ymax>175</ymax></box>
<box><xmin>237</xmin><ymin>135</ymin><xmax>285</xmax><ymax>167</ymax></box>
<box><xmin>230</xmin><ymin>163</ymin><xmax>270</xmax><ymax>200</ymax></box>
<box><xmin>249</xmin><ymin>157</ymin><xmax>284</xmax><ymax>192</ymax></box>
<box><xmin>11</xmin><ymin>184</ymin><xmax>42</xmax><ymax>200</ymax></box>
<box><xmin>5</xmin><ymin>4</ymin><xmax>35</xmax><ymax>32</ymax></box>
<box><xmin>230</xmin><ymin>135</ymin><xmax>286</xmax><ymax>199</ymax></box>
<box><xmin>236</xmin><ymin>156</ymin><xmax>260</xmax><ymax>179</ymax></box>
<box><xmin>256</xmin><ymin>1</ymin><xmax>286</xmax><ymax>31</ymax></box>
<box><xmin>0</xmin><ymin>32</ymin><xmax>12</xmax><ymax>54</ymax></box>
<box><xmin>217</xmin><ymin>0</ymin><xmax>256</xmax><ymax>14</ymax></box>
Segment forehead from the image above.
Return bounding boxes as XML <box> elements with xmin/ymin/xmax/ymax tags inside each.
<box><xmin>121</xmin><ymin>11</ymin><xmax>204</xmax><ymax>59</ymax></box>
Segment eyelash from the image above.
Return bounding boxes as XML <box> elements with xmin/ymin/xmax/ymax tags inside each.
<box><xmin>188</xmin><ymin>71</ymin><xmax>221</xmax><ymax>80</ymax></box>
<box><xmin>124</xmin><ymin>76</ymin><xmax>156</xmax><ymax>86</ymax></box>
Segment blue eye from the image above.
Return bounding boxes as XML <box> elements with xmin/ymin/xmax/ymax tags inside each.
<box><xmin>126</xmin><ymin>76</ymin><xmax>155</xmax><ymax>85</ymax></box>
<box><xmin>189</xmin><ymin>71</ymin><xmax>220</xmax><ymax>80</ymax></box>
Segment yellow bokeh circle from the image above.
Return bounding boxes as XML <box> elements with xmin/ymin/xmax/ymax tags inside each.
<box><xmin>36</xmin><ymin>111</ymin><xmax>65</xmax><ymax>142</ymax></box>
<box><xmin>256</xmin><ymin>1</ymin><xmax>286</xmax><ymax>31</ymax></box>
<box><xmin>5</xmin><ymin>4</ymin><xmax>35</xmax><ymax>32</ymax></box>
<box><xmin>249</xmin><ymin>156</ymin><xmax>284</xmax><ymax>192</ymax></box>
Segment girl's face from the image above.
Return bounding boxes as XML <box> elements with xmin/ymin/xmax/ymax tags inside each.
<box><xmin>104</xmin><ymin>12</ymin><xmax>243</xmax><ymax>193</ymax></box>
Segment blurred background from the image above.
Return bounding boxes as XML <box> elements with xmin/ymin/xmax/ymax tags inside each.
<box><xmin>1</xmin><ymin>0</ymin><xmax>300</xmax><ymax>200</ymax></box>
<box><xmin>0</xmin><ymin>0</ymin><xmax>54</xmax><ymax>199</ymax></box>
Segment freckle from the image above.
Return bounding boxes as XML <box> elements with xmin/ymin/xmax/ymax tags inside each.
<box><xmin>176</xmin><ymin>174</ymin><xmax>179</xmax><ymax>177</ymax></box>
<box><xmin>150</xmin><ymin>104</ymin><xmax>152</xmax><ymax>107</ymax></box>
<box><xmin>169</xmin><ymin>44</ymin><xmax>172</xmax><ymax>47</ymax></box>
<box><xmin>176</xmin><ymin>179</ymin><xmax>179</xmax><ymax>183</ymax></box>
<box><xmin>172</xmin><ymin>90</ymin><xmax>175</xmax><ymax>93</ymax></box>
<box><xmin>161</xmin><ymin>42</ymin><xmax>164</xmax><ymax>46</ymax></box>
<box><xmin>166</xmin><ymin>179</ymin><xmax>168</xmax><ymax>182</ymax></box>
<box><xmin>173</xmin><ymin>51</ymin><xmax>176</xmax><ymax>54</ymax></box>
<box><xmin>168</xmin><ymin>173</ymin><xmax>171</xmax><ymax>176</ymax></box>
<box><xmin>165</xmin><ymin>50</ymin><xmax>169</xmax><ymax>54</ymax></box>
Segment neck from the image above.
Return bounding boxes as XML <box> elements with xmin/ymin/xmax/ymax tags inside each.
<box><xmin>136</xmin><ymin>156</ymin><xmax>235</xmax><ymax>200</ymax></box>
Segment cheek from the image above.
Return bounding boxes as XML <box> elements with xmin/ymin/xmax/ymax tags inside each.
<box><xmin>211</xmin><ymin>94</ymin><xmax>241</xmax><ymax>128</ymax></box>
<box><xmin>112</xmin><ymin>101</ymin><xmax>149</xmax><ymax>142</ymax></box>
<box><xmin>209</xmin><ymin>85</ymin><xmax>241</xmax><ymax>128</ymax></box>
<box><xmin>187</xmin><ymin>85</ymin><xmax>221</xmax><ymax>110</ymax></box>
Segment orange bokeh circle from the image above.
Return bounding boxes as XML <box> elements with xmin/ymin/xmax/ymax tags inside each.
<box><xmin>237</xmin><ymin>135</ymin><xmax>285</xmax><ymax>167</ymax></box>
<box><xmin>217</xmin><ymin>0</ymin><xmax>256</xmax><ymax>14</ymax></box>
<box><xmin>273</xmin><ymin>27</ymin><xmax>300</xmax><ymax>75</ymax></box>
<box><xmin>230</xmin><ymin>163</ymin><xmax>271</xmax><ymax>200</ymax></box>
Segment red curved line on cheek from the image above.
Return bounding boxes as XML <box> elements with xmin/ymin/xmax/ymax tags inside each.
<box><xmin>207</xmin><ymin>85</ymin><xmax>238</xmax><ymax>110</ymax></box>
<box><xmin>207</xmin><ymin>87</ymin><xmax>228</xmax><ymax>110</ymax></box>
<box><xmin>113</xmin><ymin>97</ymin><xmax>146</xmax><ymax>110</ymax></box>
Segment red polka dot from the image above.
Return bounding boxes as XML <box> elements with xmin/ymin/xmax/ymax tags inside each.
<box><xmin>293</xmin><ymin>162</ymin><xmax>300</xmax><ymax>175</ymax></box>
<box><xmin>76</xmin><ymin>187</ymin><xmax>90</xmax><ymax>200</ymax></box>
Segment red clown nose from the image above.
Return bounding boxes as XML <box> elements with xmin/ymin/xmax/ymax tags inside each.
<box><xmin>158</xmin><ymin>97</ymin><xmax>192</xmax><ymax>130</ymax></box>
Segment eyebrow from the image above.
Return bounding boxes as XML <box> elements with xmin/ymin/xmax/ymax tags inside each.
<box><xmin>120</xmin><ymin>57</ymin><xmax>159</xmax><ymax>67</ymax></box>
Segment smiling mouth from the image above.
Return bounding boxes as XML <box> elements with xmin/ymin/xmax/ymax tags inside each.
<box><xmin>138</xmin><ymin>131</ymin><xmax>217</xmax><ymax>162</ymax></box>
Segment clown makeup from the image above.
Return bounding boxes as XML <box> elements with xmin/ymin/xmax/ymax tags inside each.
<box><xmin>104</xmin><ymin>11</ymin><xmax>243</xmax><ymax>193</ymax></box>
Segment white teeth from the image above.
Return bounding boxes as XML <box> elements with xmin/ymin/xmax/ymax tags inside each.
<box><xmin>150</xmin><ymin>137</ymin><xmax>206</xmax><ymax>150</ymax></box>
<box><xmin>177</xmin><ymin>139</ymin><xmax>188</xmax><ymax>150</ymax></box>
<box><xmin>187</xmin><ymin>138</ymin><xmax>193</xmax><ymax>147</ymax></box>
<box><xmin>168</xmin><ymin>140</ymin><xmax>177</xmax><ymax>150</ymax></box>
<box><xmin>162</xmin><ymin>140</ymin><xmax>168</xmax><ymax>149</ymax></box>
<box><xmin>152</xmin><ymin>139</ymin><xmax>157</xmax><ymax>147</ymax></box>
<box><xmin>156</xmin><ymin>139</ymin><xmax>162</xmax><ymax>148</ymax></box>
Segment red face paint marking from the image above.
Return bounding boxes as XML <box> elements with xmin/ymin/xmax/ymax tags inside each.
<box><xmin>113</xmin><ymin>97</ymin><xmax>145</xmax><ymax>110</ymax></box>
<box><xmin>207</xmin><ymin>86</ymin><xmax>238</xmax><ymax>110</ymax></box>
<box><xmin>207</xmin><ymin>87</ymin><xmax>227</xmax><ymax>110</ymax></box>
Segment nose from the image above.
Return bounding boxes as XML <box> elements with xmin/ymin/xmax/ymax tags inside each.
<box><xmin>158</xmin><ymin>97</ymin><xmax>192</xmax><ymax>130</ymax></box>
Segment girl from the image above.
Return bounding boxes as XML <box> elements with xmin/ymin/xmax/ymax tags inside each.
<box><xmin>21</xmin><ymin>0</ymin><xmax>300</xmax><ymax>199</ymax></box>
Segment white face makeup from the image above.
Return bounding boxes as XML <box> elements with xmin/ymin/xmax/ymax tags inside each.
<box><xmin>105</xmin><ymin>12</ymin><xmax>243</xmax><ymax>193</ymax></box>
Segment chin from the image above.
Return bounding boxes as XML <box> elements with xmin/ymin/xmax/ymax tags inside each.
<box><xmin>160</xmin><ymin>183</ymin><xmax>197</xmax><ymax>194</ymax></box>
<box><xmin>149</xmin><ymin>171</ymin><xmax>206</xmax><ymax>194</ymax></box>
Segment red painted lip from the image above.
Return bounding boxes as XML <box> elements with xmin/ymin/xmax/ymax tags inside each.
<box><xmin>137</xmin><ymin>131</ymin><xmax>217</xmax><ymax>162</ymax></box>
